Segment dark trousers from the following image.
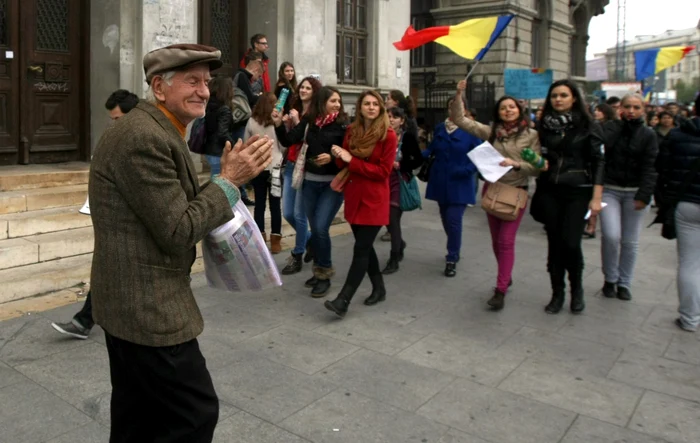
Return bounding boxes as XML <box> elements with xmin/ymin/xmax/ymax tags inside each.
<box><xmin>73</xmin><ymin>290</ymin><xmax>94</xmax><ymax>329</ymax></box>
<box><xmin>438</xmin><ymin>203</ymin><xmax>467</xmax><ymax>263</ymax></box>
<box><xmin>388</xmin><ymin>206</ymin><xmax>404</xmax><ymax>256</ymax></box>
<box><xmin>105</xmin><ymin>332</ymin><xmax>219</xmax><ymax>443</ymax></box>
<box><xmin>344</xmin><ymin>225</ymin><xmax>382</xmax><ymax>289</ymax></box>
<box><xmin>538</xmin><ymin>185</ymin><xmax>592</xmax><ymax>290</ymax></box>
<box><xmin>252</xmin><ymin>171</ymin><xmax>282</xmax><ymax>235</ymax></box>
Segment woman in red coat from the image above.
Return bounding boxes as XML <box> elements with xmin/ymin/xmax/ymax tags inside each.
<box><xmin>324</xmin><ymin>90</ymin><xmax>397</xmax><ymax>318</ymax></box>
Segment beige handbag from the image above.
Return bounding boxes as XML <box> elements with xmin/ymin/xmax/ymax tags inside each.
<box><xmin>481</xmin><ymin>182</ymin><xmax>529</xmax><ymax>221</ymax></box>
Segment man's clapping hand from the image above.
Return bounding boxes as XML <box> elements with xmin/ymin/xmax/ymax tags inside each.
<box><xmin>220</xmin><ymin>135</ymin><xmax>274</xmax><ymax>187</ymax></box>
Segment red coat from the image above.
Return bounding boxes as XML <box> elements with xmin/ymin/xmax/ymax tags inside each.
<box><xmin>337</xmin><ymin>128</ymin><xmax>397</xmax><ymax>226</ymax></box>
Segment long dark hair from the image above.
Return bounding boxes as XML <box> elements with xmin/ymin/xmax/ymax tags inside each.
<box><xmin>541</xmin><ymin>79</ymin><xmax>592</xmax><ymax>128</ymax></box>
<box><xmin>292</xmin><ymin>76</ymin><xmax>322</xmax><ymax>114</ymax></box>
<box><xmin>389</xmin><ymin>90</ymin><xmax>418</xmax><ymax>136</ymax></box>
<box><xmin>595</xmin><ymin>103</ymin><xmax>616</xmax><ymax>122</ymax></box>
<box><xmin>208</xmin><ymin>75</ymin><xmax>234</xmax><ymax>109</ymax></box>
<box><xmin>276</xmin><ymin>62</ymin><xmax>298</xmax><ymax>92</ymax></box>
<box><xmin>251</xmin><ymin>92</ymin><xmax>276</xmax><ymax>126</ymax></box>
<box><xmin>308</xmin><ymin>86</ymin><xmax>348</xmax><ymax>124</ymax></box>
<box><xmin>488</xmin><ymin>96</ymin><xmax>528</xmax><ymax>144</ymax></box>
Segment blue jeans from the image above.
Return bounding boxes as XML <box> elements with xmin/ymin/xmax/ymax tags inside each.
<box><xmin>676</xmin><ymin>202</ymin><xmax>700</xmax><ymax>331</ymax></box>
<box><xmin>438</xmin><ymin>203</ymin><xmax>467</xmax><ymax>263</ymax></box>
<box><xmin>600</xmin><ymin>189</ymin><xmax>650</xmax><ymax>288</ymax></box>
<box><xmin>302</xmin><ymin>180</ymin><xmax>344</xmax><ymax>269</ymax></box>
<box><xmin>283</xmin><ymin>163</ymin><xmax>311</xmax><ymax>255</ymax></box>
<box><xmin>205</xmin><ymin>155</ymin><xmax>221</xmax><ymax>177</ymax></box>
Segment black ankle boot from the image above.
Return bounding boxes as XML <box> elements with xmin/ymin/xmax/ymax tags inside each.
<box><xmin>324</xmin><ymin>285</ymin><xmax>355</xmax><ymax>318</ymax></box>
<box><xmin>570</xmin><ymin>287</ymin><xmax>585</xmax><ymax>313</ymax></box>
<box><xmin>545</xmin><ymin>289</ymin><xmax>565</xmax><ymax>314</ymax></box>
<box><xmin>364</xmin><ymin>274</ymin><xmax>386</xmax><ymax>306</ymax></box>
<box><xmin>305</xmin><ymin>276</ymin><xmax>318</xmax><ymax>288</ymax></box>
<box><xmin>444</xmin><ymin>262</ymin><xmax>456</xmax><ymax>277</ymax></box>
<box><xmin>398</xmin><ymin>241</ymin><xmax>407</xmax><ymax>262</ymax></box>
<box><xmin>311</xmin><ymin>279</ymin><xmax>331</xmax><ymax>297</ymax></box>
<box><xmin>602</xmin><ymin>281</ymin><xmax>616</xmax><ymax>298</ymax></box>
<box><xmin>487</xmin><ymin>289</ymin><xmax>506</xmax><ymax>311</ymax></box>
<box><xmin>382</xmin><ymin>254</ymin><xmax>400</xmax><ymax>275</ymax></box>
<box><xmin>281</xmin><ymin>253</ymin><xmax>303</xmax><ymax>275</ymax></box>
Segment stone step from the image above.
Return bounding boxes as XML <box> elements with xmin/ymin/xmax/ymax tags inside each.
<box><xmin>0</xmin><ymin>205</ymin><xmax>92</xmax><ymax>239</ymax></box>
<box><xmin>0</xmin><ymin>226</ymin><xmax>94</xmax><ymax>271</ymax></box>
<box><xmin>0</xmin><ymin>162</ymin><xmax>90</xmax><ymax>192</ymax></box>
<box><xmin>0</xmin><ymin>184</ymin><xmax>88</xmax><ymax>215</ymax></box>
<box><xmin>0</xmin><ymin>254</ymin><xmax>93</xmax><ymax>304</ymax></box>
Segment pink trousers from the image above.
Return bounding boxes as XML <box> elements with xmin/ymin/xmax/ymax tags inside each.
<box><xmin>483</xmin><ymin>184</ymin><xmax>527</xmax><ymax>293</ymax></box>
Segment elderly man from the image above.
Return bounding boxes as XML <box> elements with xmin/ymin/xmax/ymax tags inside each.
<box><xmin>89</xmin><ymin>44</ymin><xmax>272</xmax><ymax>442</ymax></box>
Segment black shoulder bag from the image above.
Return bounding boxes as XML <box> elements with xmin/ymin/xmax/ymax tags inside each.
<box><xmin>417</xmin><ymin>153</ymin><xmax>435</xmax><ymax>182</ymax></box>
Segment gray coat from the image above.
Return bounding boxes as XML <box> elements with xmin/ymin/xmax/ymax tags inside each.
<box><xmin>89</xmin><ymin>101</ymin><xmax>233</xmax><ymax>347</ymax></box>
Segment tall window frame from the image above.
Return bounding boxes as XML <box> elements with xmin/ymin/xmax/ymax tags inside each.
<box><xmin>336</xmin><ymin>0</ymin><xmax>368</xmax><ymax>85</ymax></box>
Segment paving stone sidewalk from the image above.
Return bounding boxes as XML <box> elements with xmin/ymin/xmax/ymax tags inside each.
<box><xmin>1</xmin><ymin>196</ymin><xmax>699</xmax><ymax>443</ymax></box>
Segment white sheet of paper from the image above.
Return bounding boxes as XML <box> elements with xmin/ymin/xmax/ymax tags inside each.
<box><xmin>467</xmin><ymin>141</ymin><xmax>513</xmax><ymax>183</ymax></box>
<box><xmin>79</xmin><ymin>197</ymin><xmax>90</xmax><ymax>215</ymax></box>
<box><xmin>584</xmin><ymin>202</ymin><xmax>608</xmax><ymax>220</ymax></box>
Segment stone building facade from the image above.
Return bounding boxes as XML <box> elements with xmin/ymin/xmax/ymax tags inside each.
<box><xmin>409</xmin><ymin>0</ymin><xmax>609</xmax><ymax>115</ymax></box>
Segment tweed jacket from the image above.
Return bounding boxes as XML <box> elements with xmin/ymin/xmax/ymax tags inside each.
<box><xmin>89</xmin><ymin>101</ymin><xmax>234</xmax><ymax>347</ymax></box>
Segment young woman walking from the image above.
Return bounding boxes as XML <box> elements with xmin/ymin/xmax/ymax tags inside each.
<box><xmin>274</xmin><ymin>62</ymin><xmax>298</xmax><ymax>114</ymax></box>
<box><xmin>382</xmin><ymin>107</ymin><xmax>424</xmax><ymax>274</ymax></box>
<box><xmin>599</xmin><ymin>93</ymin><xmax>658</xmax><ymax>300</ymax></box>
<box><xmin>452</xmin><ymin>80</ymin><xmax>541</xmax><ymax>310</ymax></box>
<box><xmin>324</xmin><ymin>91</ymin><xmax>397</xmax><ymax>317</ymax></box>
<box><xmin>273</xmin><ymin>86</ymin><xmax>348</xmax><ymax>296</ymax></box>
<box><xmin>245</xmin><ymin>92</ymin><xmax>285</xmax><ymax>253</ymax></box>
<box><xmin>534</xmin><ymin>79</ymin><xmax>605</xmax><ymax>314</ymax></box>
<box><xmin>278</xmin><ymin>76</ymin><xmax>322</xmax><ymax>274</ymax></box>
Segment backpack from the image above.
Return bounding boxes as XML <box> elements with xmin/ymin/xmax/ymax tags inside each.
<box><xmin>187</xmin><ymin>117</ymin><xmax>207</xmax><ymax>154</ymax></box>
<box><xmin>231</xmin><ymin>73</ymin><xmax>253</xmax><ymax>124</ymax></box>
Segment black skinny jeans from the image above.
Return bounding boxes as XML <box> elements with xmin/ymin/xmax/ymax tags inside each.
<box><xmin>344</xmin><ymin>225</ymin><xmax>382</xmax><ymax>290</ymax></box>
<box><xmin>388</xmin><ymin>206</ymin><xmax>404</xmax><ymax>255</ymax></box>
<box><xmin>538</xmin><ymin>184</ymin><xmax>592</xmax><ymax>290</ymax></box>
<box><xmin>252</xmin><ymin>171</ymin><xmax>282</xmax><ymax>235</ymax></box>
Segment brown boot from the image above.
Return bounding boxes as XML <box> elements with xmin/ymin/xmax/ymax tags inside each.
<box><xmin>261</xmin><ymin>232</ymin><xmax>268</xmax><ymax>243</ymax></box>
<box><xmin>270</xmin><ymin>234</ymin><xmax>282</xmax><ymax>254</ymax></box>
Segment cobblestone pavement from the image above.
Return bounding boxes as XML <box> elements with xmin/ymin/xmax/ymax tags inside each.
<box><xmin>1</xmin><ymin>195</ymin><xmax>698</xmax><ymax>443</ymax></box>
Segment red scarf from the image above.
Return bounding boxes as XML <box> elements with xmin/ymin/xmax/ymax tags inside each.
<box><xmin>315</xmin><ymin>112</ymin><xmax>339</xmax><ymax>128</ymax></box>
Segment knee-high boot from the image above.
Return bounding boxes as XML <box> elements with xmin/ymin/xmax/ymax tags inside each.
<box><xmin>568</xmin><ymin>264</ymin><xmax>585</xmax><ymax>314</ymax></box>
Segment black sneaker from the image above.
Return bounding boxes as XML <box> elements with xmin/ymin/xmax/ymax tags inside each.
<box><xmin>51</xmin><ymin>321</ymin><xmax>90</xmax><ymax>340</ymax></box>
<box><xmin>602</xmin><ymin>282</ymin><xmax>616</xmax><ymax>298</ymax></box>
<box><xmin>444</xmin><ymin>262</ymin><xmax>456</xmax><ymax>277</ymax></box>
<box><xmin>617</xmin><ymin>286</ymin><xmax>632</xmax><ymax>301</ymax></box>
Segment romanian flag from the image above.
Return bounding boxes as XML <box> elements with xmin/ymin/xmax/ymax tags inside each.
<box><xmin>393</xmin><ymin>15</ymin><xmax>514</xmax><ymax>61</ymax></box>
<box><xmin>635</xmin><ymin>46</ymin><xmax>695</xmax><ymax>81</ymax></box>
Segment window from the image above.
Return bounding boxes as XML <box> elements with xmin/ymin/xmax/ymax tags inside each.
<box><xmin>336</xmin><ymin>0</ymin><xmax>368</xmax><ymax>84</ymax></box>
<box><xmin>410</xmin><ymin>0</ymin><xmax>436</xmax><ymax>68</ymax></box>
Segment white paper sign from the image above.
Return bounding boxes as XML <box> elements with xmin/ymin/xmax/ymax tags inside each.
<box><xmin>467</xmin><ymin>141</ymin><xmax>513</xmax><ymax>183</ymax></box>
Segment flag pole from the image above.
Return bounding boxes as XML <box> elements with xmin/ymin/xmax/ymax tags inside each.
<box><xmin>465</xmin><ymin>60</ymin><xmax>481</xmax><ymax>80</ymax></box>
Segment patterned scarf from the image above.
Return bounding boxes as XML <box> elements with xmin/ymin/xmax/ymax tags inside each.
<box><xmin>541</xmin><ymin>112</ymin><xmax>574</xmax><ymax>134</ymax></box>
<box><xmin>495</xmin><ymin>120</ymin><xmax>528</xmax><ymax>141</ymax></box>
<box><xmin>315</xmin><ymin>112</ymin><xmax>339</xmax><ymax>128</ymax></box>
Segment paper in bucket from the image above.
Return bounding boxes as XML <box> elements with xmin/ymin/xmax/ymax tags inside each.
<box><xmin>203</xmin><ymin>200</ymin><xmax>282</xmax><ymax>292</ymax></box>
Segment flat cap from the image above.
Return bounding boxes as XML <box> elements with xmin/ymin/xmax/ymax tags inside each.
<box><xmin>143</xmin><ymin>43</ymin><xmax>223</xmax><ymax>84</ymax></box>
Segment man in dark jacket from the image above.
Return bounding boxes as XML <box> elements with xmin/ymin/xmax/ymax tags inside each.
<box><xmin>234</xmin><ymin>51</ymin><xmax>263</xmax><ymax>109</ymax></box>
<box><xmin>659</xmin><ymin>95</ymin><xmax>700</xmax><ymax>332</ymax></box>
<box><xmin>89</xmin><ymin>43</ymin><xmax>273</xmax><ymax>441</ymax></box>
<box><xmin>239</xmin><ymin>33</ymin><xmax>270</xmax><ymax>93</ymax></box>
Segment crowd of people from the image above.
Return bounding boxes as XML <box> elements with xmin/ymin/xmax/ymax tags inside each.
<box><xmin>43</xmin><ymin>37</ymin><xmax>700</xmax><ymax>442</ymax></box>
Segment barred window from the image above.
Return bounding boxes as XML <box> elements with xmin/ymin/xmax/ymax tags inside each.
<box><xmin>336</xmin><ymin>0</ymin><xmax>368</xmax><ymax>84</ymax></box>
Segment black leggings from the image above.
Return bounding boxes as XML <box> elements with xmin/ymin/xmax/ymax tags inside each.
<box><xmin>344</xmin><ymin>225</ymin><xmax>382</xmax><ymax>289</ymax></box>
<box><xmin>387</xmin><ymin>206</ymin><xmax>404</xmax><ymax>255</ymax></box>
<box><xmin>252</xmin><ymin>171</ymin><xmax>282</xmax><ymax>235</ymax></box>
<box><xmin>537</xmin><ymin>185</ymin><xmax>592</xmax><ymax>289</ymax></box>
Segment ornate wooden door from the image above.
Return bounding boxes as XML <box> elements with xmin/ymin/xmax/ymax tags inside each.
<box><xmin>0</xmin><ymin>0</ymin><xmax>88</xmax><ymax>165</ymax></box>
<box><xmin>199</xmin><ymin>0</ymin><xmax>248</xmax><ymax>77</ymax></box>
